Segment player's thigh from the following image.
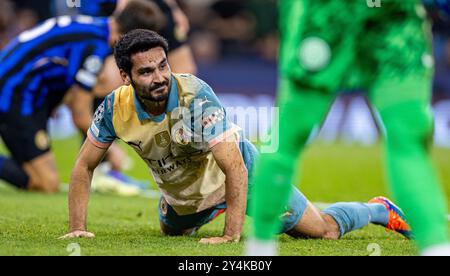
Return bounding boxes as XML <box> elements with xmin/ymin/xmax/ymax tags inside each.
<box><xmin>1</xmin><ymin>111</ymin><xmax>60</xmax><ymax>192</ymax></box>
<box><xmin>24</xmin><ymin>151</ymin><xmax>59</xmax><ymax>192</ymax></box>
<box><xmin>371</xmin><ymin>79</ymin><xmax>434</xmax><ymax>145</ymax></box>
<box><xmin>0</xmin><ymin>111</ymin><xmax>51</xmax><ymax>164</ymax></box>
<box><xmin>277</xmin><ymin>78</ymin><xmax>335</xmax><ymax>152</ymax></box>
<box><xmin>369</xmin><ymin>73</ymin><xmax>433</xmax><ymax>141</ymax></box>
<box><xmin>368</xmin><ymin>49</ymin><xmax>433</xmax><ymax>140</ymax></box>
<box><xmin>363</xmin><ymin>3</ymin><xmax>434</xmax><ymax>138</ymax></box>
<box><xmin>277</xmin><ymin>0</ymin><xmax>365</xmax><ymax>148</ymax></box>
<box><xmin>366</xmin><ymin>3</ymin><xmax>433</xmax><ymax>111</ymax></box>
<box><xmin>0</xmin><ymin>132</ymin><xmax>59</xmax><ymax>193</ymax></box>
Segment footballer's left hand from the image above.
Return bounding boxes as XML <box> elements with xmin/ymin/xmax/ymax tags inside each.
<box><xmin>199</xmin><ymin>235</ymin><xmax>240</xmax><ymax>245</ymax></box>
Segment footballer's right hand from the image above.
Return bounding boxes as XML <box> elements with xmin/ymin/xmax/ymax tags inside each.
<box><xmin>58</xmin><ymin>231</ymin><xmax>95</xmax><ymax>240</ymax></box>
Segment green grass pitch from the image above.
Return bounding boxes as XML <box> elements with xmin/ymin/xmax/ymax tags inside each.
<box><xmin>0</xmin><ymin>136</ymin><xmax>449</xmax><ymax>256</ymax></box>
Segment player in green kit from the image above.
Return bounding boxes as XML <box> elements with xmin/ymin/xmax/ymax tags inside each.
<box><xmin>247</xmin><ymin>0</ymin><xmax>450</xmax><ymax>256</ymax></box>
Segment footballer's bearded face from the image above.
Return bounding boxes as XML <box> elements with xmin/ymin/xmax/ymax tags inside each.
<box><xmin>126</xmin><ymin>47</ymin><xmax>172</xmax><ymax>103</ymax></box>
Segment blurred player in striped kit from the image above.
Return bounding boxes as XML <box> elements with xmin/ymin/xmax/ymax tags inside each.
<box><xmin>0</xmin><ymin>0</ymin><xmax>163</xmax><ymax>192</ymax></box>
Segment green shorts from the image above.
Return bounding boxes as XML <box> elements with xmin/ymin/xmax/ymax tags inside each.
<box><xmin>280</xmin><ymin>0</ymin><xmax>433</xmax><ymax>98</ymax></box>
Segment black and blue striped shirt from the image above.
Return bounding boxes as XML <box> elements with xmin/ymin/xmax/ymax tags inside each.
<box><xmin>0</xmin><ymin>15</ymin><xmax>111</xmax><ymax>116</ymax></box>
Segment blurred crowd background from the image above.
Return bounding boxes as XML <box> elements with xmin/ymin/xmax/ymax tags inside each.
<box><xmin>2</xmin><ymin>0</ymin><xmax>450</xmax><ymax>146</ymax></box>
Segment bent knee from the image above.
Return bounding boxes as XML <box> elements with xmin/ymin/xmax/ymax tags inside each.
<box><xmin>30</xmin><ymin>174</ymin><xmax>60</xmax><ymax>193</ymax></box>
<box><xmin>320</xmin><ymin>214</ymin><xmax>341</xmax><ymax>240</ymax></box>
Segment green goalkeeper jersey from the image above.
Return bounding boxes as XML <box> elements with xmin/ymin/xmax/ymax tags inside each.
<box><xmin>279</xmin><ymin>0</ymin><xmax>433</xmax><ymax>93</ymax></box>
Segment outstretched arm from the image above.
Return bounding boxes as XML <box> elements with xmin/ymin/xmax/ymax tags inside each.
<box><xmin>59</xmin><ymin>140</ymin><xmax>109</xmax><ymax>239</ymax></box>
<box><xmin>200</xmin><ymin>135</ymin><xmax>248</xmax><ymax>244</ymax></box>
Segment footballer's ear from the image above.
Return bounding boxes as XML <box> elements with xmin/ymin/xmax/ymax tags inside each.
<box><xmin>119</xmin><ymin>69</ymin><xmax>131</xmax><ymax>85</ymax></box>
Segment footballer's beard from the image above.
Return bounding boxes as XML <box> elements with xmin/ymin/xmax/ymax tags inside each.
<box><xmin>134</xmin><ymin>81</ymin><xmax>170</xmax><ymax>116</ymax></box>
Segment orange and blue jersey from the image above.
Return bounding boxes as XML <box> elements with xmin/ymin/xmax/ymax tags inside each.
<box><xmin>88</xmin><ymin>74</ymin><xmax>254</xmax><ymax>215</ymax></box>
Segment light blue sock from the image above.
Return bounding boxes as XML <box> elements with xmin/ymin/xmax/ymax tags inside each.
<box><xmin>323</xmin><ymin>203</ymin><xmax>389</xmax><ymax>237</ymax></box>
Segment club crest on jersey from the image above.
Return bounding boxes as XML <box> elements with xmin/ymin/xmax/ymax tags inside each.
<box><xmin>298</xmin><ymin>37</ymin><xmax>331</xmax><ymax>72</ymax></box>
<box><xmin>173</xmin><ymin>127</ymin><xmax>190</xmax><ymax>146</ymax></box>
<box><xmin>35</xmin><ymin>130</ymin><xmax>50</xmax><ymax>151</ymax></box>
<box><xmin>155</xmin><ymin>131</ymin><xmax>171</xmax><ymax>148</ymax></box>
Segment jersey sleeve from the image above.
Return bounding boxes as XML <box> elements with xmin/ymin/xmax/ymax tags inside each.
<box><xmin>73</xmin><ymin>41</ymin><xmax>111</xmax><ymax>91</ymax></box>
<box><xmin>188</xmin><ymin>80</ymin><xmax>240</xmax><ymax>149</ymax></box>
<box><xmin>87</xmin><ymin>92</ymin><xmax>117</xmax><ymax>148</ymax></box>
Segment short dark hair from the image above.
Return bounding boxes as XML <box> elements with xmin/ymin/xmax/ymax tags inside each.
<box><xmin>114</xmin><ymin>0</ymin><xmax>166</xmax><ymax>35</ymax></box>
<box><xmin>114</xmin><ymin>29</ymin><xmax>169</xmax><ymax>76</ymax></box>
